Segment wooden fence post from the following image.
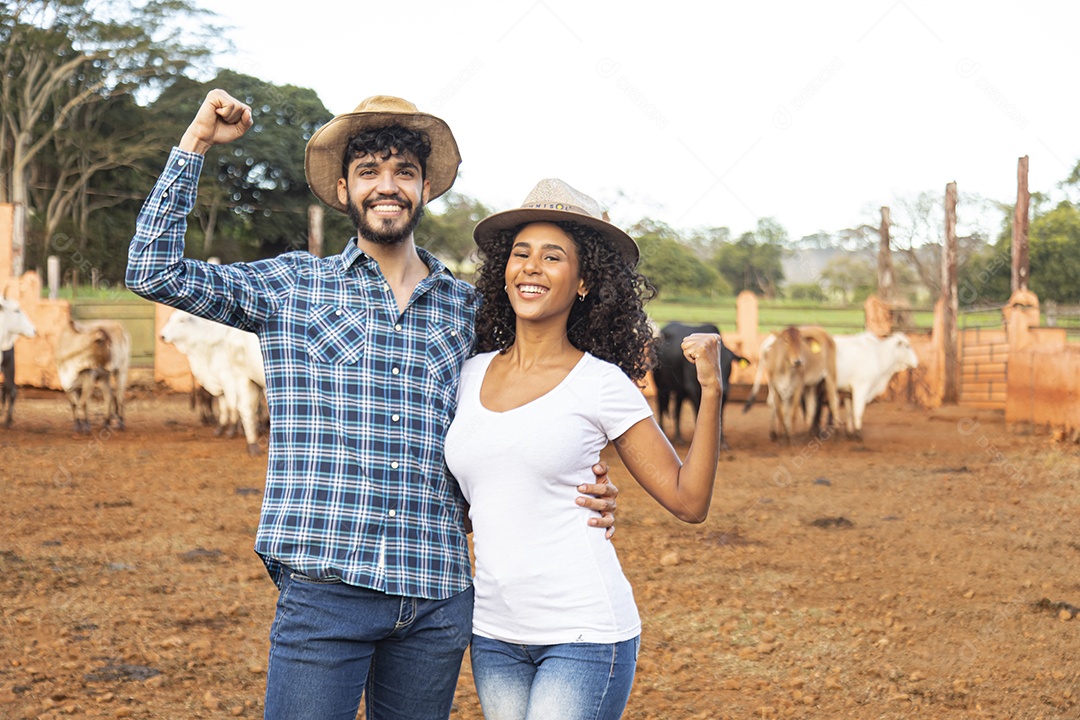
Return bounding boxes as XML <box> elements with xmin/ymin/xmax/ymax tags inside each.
<box><xmin>1012</xmin><ymin>155</ymin><xmax>1030</xmax><ymax>292</ymax></box>
<box><xmin>878</xmin><ymin>206</ymin><xmax>894</xmax><ymax>303</ymax></box>
<box><xmin>941</xmin><ymin>182</ymin><xmax>959</xmax><ymax>404</ymax></box>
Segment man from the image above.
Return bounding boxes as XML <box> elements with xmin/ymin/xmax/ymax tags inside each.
<box><xmin>126</xmin><ymin>90</ymin><xmax>618</xmax><ymax>719</ymax></box>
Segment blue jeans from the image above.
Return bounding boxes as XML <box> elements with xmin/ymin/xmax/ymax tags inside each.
<box><xmin>470</xmin><ymin>634</ymin><xmax>640</xmax><ymax>720</ymax></box>
<box><xmin>263</xmin><ymin>568</ymin><xmax>472</xmax><ymax>720</ymax></box>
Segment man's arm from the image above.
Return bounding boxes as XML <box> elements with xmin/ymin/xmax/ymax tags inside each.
<box><xmin>578</xmin><ymin>461</ymin><xmax>619</xmax><ymax>539</ymax></box>
<box><xmin>126</xmin><ymin>90</ymin><xmax>288</xmax><ymax>330</ymax></box>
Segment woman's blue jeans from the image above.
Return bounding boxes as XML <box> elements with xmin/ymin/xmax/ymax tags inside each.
<box><xmin>263</xmin><ymin>568</ymin><xmax>473</xmax><ymax>720</ymax></box>
<box><xmin>470</xmin><ymin>634</ymin><xmax>640</xmax><ymax>720</ymax></box>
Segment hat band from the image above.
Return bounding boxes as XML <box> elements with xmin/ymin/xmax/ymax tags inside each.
<box><xmin>523</xmin><ymin>202</ymin><xmax>590</xmax><ymax>215</ymax></box>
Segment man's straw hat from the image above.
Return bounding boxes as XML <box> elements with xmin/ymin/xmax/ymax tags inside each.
<box><xmin>304</xmin><ymin>95</ymin><xmax>461</xmax><ymax>213</ymax></box>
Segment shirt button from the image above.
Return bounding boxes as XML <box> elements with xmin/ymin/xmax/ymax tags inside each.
<box><xmin>450</xmin><ymin>330</ymin><xmax>457</xmax><ymax>337</ymax></box>
<box><xmin>391</xmin><ymin>414</ymin><xmax>400</xmax><ymax>422</ymax></box>
<box><xmin>383</xmin><ymin>283</ymin><xmax>390</xmax><ymax>291</ymax></box>
<box><xmin>161</xmin><ymin>193</ymin><xmax>168</xmax><ymax>200</ymax></box>
<box><xmin>388</xmin><ymin>509</ymin><xmax>397</xmax><ymax>517</ymax></box>
<box><xmin>390</xmin><ymin>461</ymin><xmax>399</xmax><ymax>469</ymax></box>
<box><xmin>335</xmin><ymin>310</ymin><xmax>343</xmax><ymax>316</ymax></box>
<box><xmin>391</xmin><ymin>367</ymin><xmax>399</xmax><ymax>375</ymax></box>
<box><xmin>177</xmin><ymin>159</ymin><xmax>186</xmax><ymax>167</ymax></box>
<box><xmin>395</xmin><ymin>324</ymin><xmax>402</xmax><ymax>331</ymax></box>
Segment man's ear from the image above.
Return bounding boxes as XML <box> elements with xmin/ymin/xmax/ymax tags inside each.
<box><xmin>336</xmin><ymin>177</ymin><xmax>349</xmax><ymax>206</ymax></box>
<box><xmin>422</xmin><ymin>178</ymin><xmax>431</xmax><ymax>206</ymax></box>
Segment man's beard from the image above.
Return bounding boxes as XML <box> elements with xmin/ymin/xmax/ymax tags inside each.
<box><xmin>347</xmin><ymin>194</ymin><xmax>425</xmax><ymax>246</ymax></box>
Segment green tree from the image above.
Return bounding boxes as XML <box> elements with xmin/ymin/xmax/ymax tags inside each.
<box><xmin>711</xmin><ymin>218</ymin><xmax>787</xmax><ymax>298</ymax></box>
<box><xmin>630</xmin><ymin>218</ymin><xmax>729</xmax><ymax>298</ymax></box>
<box><xmin>1028</xmin><ymin>201</ymin><xmax>1080</xmax><ymax>303</ymax></box>
<box><xmin>683</xmin><ymin>225</ymin><xmax>730</xmax><ymax>261</ymax></box>
<box><xmin>819</xmin><ymin>254</ymin><xmax>876</xmax><ymax>304</ymax></box>
<box><xmin>151</xmin><ymin>70</ymin><xmax>341</xmax><ymax>261</ymax></box>
<box><xmin>416</xmin><ymin>191</ymin><xmax>493</xmax><ymax>277</ymax></box>
<box><xmin>1</xmin><ymin>0</ymin><xmax>218</xmax><ymax>274</ymax></box>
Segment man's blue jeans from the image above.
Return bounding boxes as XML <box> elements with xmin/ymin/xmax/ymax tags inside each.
<box><xmin>263</xmin><ymin>568</ymin><xmax>473</xmax><ymax>720</ymax></box>
<box><xmin>470</xmin><ymin>634</ymin><xmax>640</xmax><ymax>720</ymax></box>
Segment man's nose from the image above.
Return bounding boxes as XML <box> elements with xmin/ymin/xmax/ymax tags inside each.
<box><xmin>376</xmin><ymin>170</ymin><xmax>399</xmax><ymax>195</ymax></box>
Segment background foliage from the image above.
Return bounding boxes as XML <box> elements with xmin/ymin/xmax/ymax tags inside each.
<box><xmin>3</xmin><ymin>1</ymin><xmax>1080</xmax><ymax>308</ymax></box>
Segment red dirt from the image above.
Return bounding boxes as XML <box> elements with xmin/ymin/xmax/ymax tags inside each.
<box><xmin>1</xmin><ymin>381</ymin><xmax>1078</xmax><ymax>719</ymax></box>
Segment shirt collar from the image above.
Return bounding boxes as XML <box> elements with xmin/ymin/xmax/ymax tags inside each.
<box><xmin>340</xmin><ymin>239</ymin><xmax>454</xmax><ymax>281</ymax></box>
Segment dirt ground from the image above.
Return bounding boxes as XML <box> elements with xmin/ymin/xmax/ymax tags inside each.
<box><xmin>1</xmin><ymin>378</ymin><xmax>1079</xmax><ymax>720</ymax></box>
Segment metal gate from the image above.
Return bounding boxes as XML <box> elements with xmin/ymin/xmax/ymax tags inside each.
<box><xmin>959</xmin><ymin>311</ymin><xmax>1008</xmax><ymax>410</ymax></box>
<box><xmin>70</xmin><ymin>299</ymin><xmax>157</xmax><ymax>368</ymax></box>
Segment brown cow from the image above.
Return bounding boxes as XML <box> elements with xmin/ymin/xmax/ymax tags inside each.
<box><xmin>54</xmin><ymin>319</ymin><xmax>131</xmax><ymax>434</ymax></box>
<box><xmin>743</xmin><ymin>325</ymin><xmax>840</xmax><ymax>443</ymax></box>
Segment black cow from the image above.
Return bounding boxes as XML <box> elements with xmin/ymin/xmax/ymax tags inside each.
<box><xmin>653</xmin><ymin>321</ymin><xmax>747</xmax><ymax>449</ymax></box>
<box><xmin>1</xmin><ymin>348</ymin><xmax>14</xmax><ymax>428</ymax></box>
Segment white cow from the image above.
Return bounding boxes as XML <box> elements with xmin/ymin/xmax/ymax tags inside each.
<box><xmin>830</xmin><ymin>331</ymin><xmax>919</xmax><ymax>440</ymax></box>
<box><xmin>161</xmin><ymin>310</ymin><xmax>266</xmax><ymax>454</ymax></box>
<box><xmin>54</xmin><ymin>319</ymin><xmax>131</xmax><ymax>433</ymax></box>
<box><xmin>0</xmin><ymin>298</ymin><xmax>37</xmax><ymax>427</ymax></box>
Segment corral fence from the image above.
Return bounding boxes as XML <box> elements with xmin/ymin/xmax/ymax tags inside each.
<box><xmin>959</xmin><ymin>306</ymin><xmax>1009</xmax><ymax>410</ymax></box>
<box><xmin>757</xmin><ymin>304</ymin><xmax>936</xmax><ymax>337</ymax></box>
<box><xmin>1043</xmin><ymin>302</ymin><xmax>1080</xmax><ymax>343</ymax></box>
<box><xmin>70</xmin><ymin>298</ymin><xmax>156</xmax><ymax>368</ymax></box>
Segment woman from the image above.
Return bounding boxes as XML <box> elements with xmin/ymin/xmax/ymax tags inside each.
<box><xmin>444</xmin><ymin>179</ymin><xmax>723</xmax><ymax>719</ymax></box>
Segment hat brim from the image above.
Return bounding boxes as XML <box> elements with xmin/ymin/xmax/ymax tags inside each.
<box><xmin>304</xmin><ymin>111</ymin><xmax>461</xmax><ymax>213</ymax></box>
<box><xmin>473</xmin><ymin>208</ymin><xmax>640</xmax><ymax>267</ymax></box>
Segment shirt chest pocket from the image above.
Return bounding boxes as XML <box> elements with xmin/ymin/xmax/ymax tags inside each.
<box><xmin>305</xmin><ymin>305</ymin><xmax>367</xmax><ymax>365</ymax></box>
<box><xmin>426</xmin><ymin>326</ymin><xmax>472</xmax><ymax>385</ymax></box>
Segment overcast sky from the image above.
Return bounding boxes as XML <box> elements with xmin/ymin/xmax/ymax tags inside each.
<box><xmin>192</xmin><ymin>0</ymin><xmax>1080</xmax><ymax>242</ymax></box>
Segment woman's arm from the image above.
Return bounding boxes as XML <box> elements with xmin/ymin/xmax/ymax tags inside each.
<box><xmin>613</xmin><ymin>333</ymin><xmax>722</xmax><ymax>523</ymax></box>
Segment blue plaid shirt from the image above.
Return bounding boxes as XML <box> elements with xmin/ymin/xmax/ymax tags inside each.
<box><xmin>127</xmin><ymin>148</ymin><xmax>479</xmax><ymax>599</ymax></box>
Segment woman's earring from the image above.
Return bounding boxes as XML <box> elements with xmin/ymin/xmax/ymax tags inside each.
<box><xmin>578</xmin><ymin>293</ymin><xmax>586</xmax><ymax>302</ymax></box>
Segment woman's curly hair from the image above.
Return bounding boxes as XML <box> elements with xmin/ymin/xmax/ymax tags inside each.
<box><xmin>473</xmin><ymin>220</ymin><xmax>658</xmax><ymax>383</ymax></box>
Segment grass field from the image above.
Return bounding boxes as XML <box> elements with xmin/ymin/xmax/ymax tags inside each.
<box><xmin>645</xmin><ymin>297</ymin><xmax>937</xmax><ymax>336</ymax></box>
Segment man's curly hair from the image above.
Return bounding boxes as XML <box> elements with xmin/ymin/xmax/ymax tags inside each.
<box><xmin>473</xmin><ymin>221</ymin><xmax>658</xmax><ymax>383</ymax></box>
<box><xmin>341</xmin><ymin>125</ymin><xmax>431</xmax><ymax>180</ymax></box>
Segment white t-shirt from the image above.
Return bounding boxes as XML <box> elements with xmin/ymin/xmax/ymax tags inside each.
<box><xmin>444</xmin><ymin>351</ymin><xmax>654</xmax><ymax>645</ymax></box>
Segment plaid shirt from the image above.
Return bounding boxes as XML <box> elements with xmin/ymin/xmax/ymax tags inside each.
<box><xmin>127</xmin><ymin>148</ymin><xmax>479</xmax><ymax>600</ymax></box>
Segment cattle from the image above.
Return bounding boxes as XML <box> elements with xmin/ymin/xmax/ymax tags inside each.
<box><xmin>0</xmin><ymin>298</ymin><xmax>37</xmax><ymax>428</ymax></box>
<box><xmin>743</xmin><ymin>325</ymin><xmax>840</xmax><ymax>444</ymax></box>
<box><xmin>653</xmin><ymin>321</ymin><xmax>747</xmax><ymax>449</ymax></box>
<box><xmin>811</xmin><ymin>331</ymin><xmax>919</xmax><ymax>441</ymax></box>
<box><xmin>54</xmin><ymin>319</ymin><xmax>131</xmax><ymax>434</ymax></box>
<box><xmin>160</xmin><ymin>310</ymin><xmax>266</xmax><ymax>455</ymax></box>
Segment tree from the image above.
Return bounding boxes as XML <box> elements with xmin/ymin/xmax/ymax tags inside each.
<box><xmin>1</xmin><ymin>0</ymin><xmax>219</xmax><ymax>274</ymax></box>
<box><xmin>25</xmin><ymin>91</ymin><xmax>161</xmax><ymax>273</ymax></box>
<box><xmin>874</xmin><ymin>190</ymin><xmax>997</xmax><ymax>298</ymax></box>
<box><xmin>415</xmin><ymin>191</ymin><xmax>493</xmax><ymax>276</ymax></box>
<box><xmin>1027</xmin><ymin>201</ymin><xmax>1080</xmax><ymax>303</ymax></box>
<box><xmin>630</xmin><ymin>218</ymin><xmax>730</xmax><ymax>298</ymax></box>
<box><xmin>150</xmin><ymin>70</ymin><xmax>340</xmax><ymax>261</ymax></box>
<box><xmin>819</xmin><ymin>254</ymin><xmax>876</xmax><ymax>304</ymax></box>
<box><xmin>682</xmin><ymin>225</ymin><xmax>730</xmax><ymax>261</ymax></box>
<box><xmin>711</xmin><ymin>218</ymin><xmax>787</xmax><ymax>298</ymax></box>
